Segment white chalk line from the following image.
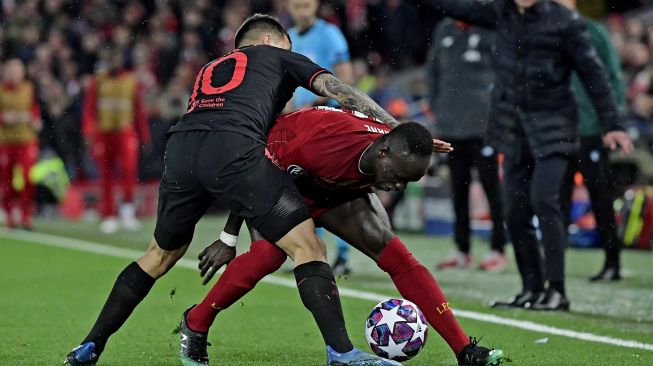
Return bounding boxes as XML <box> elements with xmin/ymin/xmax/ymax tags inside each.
<box><xmin>2</xmin><ymin>229</ymin><xmax>652</xmax><ymax>352</ymax></box>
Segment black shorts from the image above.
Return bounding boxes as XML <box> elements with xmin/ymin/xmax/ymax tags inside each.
<box><xmin>154</xmin><ymin>130</ymin><xmax>309</xmax><ymax>250</ymax></box>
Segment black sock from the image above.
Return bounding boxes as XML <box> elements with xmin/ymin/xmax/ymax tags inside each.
<box><xmin>549</xmin><ymin>280</ymin><xmax>565</xmax><ymax>296</ymax></box>
<box><xmin>82</xmin><ymin>262</ymin><xmax>155</xmax><ymax>354</ymax></box>
<box><xmin>294</xmin><ymin>261</ymin><xmax>353</xmax><ymax>353</ymax></box>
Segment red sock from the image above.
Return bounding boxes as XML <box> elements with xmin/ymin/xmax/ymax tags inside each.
<box><xmin>187</xmin><ymin>240</ymin><xmax>287</xmax><ymax>332</ymax></box>
<box><xmin>377</xmin><ymin>237</ymin><xmax>470</xmax><ymax>355</ymax></box>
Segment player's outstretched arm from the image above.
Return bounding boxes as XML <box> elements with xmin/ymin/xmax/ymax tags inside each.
<box><xmin>311</xmin><ymin>73</ymin><xmax>400</xmax><ymax>128</ymax></box>
<box><xmin>197</xmin><ymin>212</ymin><xmax>245</xmax><ymax>285</ymax></box>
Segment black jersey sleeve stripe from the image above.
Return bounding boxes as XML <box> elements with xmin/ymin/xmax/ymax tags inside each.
<box><xmin>307</xmin><ymin>69</ymin><xmax>331</xmax><ymax>89</ymax></box>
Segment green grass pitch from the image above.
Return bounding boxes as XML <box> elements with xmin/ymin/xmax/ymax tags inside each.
<box><xmin>1</xmin><ymin>215</ymin><xmax>652</xmax><ymax>365</ymax></box>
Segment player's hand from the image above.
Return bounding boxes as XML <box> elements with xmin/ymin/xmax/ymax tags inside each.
<box><xmin>198</xmin><ymin>239</ymin><xmax>236</xmax><ymax>285</ymax></box>
<box><xmin>603</xmin><ymin>131</ymin><xmax>633</xmax><ymax>155</ymax></box>
<box><xmin>433</xmin><ymin>138</ymin><xmax>453</xmax><ymax>153</ymax></box>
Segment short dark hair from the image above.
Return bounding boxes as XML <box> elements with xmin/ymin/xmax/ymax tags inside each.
<box><xmin>234</xmin><ymin>14</ymin><xmax>290</xmax><ymax>48</ymax></box>
<box><xmin>385</xmin><ymin>122</ymin><xmax>433</xmax><ymax>157</ymax></box>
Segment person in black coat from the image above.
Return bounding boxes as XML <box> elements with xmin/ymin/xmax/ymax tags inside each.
<box><xmin>426</xmin><ymin>19</ymin><xmax>508</xmax><ymax>271</ymax></box>
<box><xmin>415</xmin><ymin>0</ymin><xmax>632</xmax><ymax>310</ymax></box>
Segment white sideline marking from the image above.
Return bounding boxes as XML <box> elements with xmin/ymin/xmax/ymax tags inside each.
<box><xmin>3</xmin><ymin>229</ymin><xmax>653</xmax><ymax>352</ymax></box>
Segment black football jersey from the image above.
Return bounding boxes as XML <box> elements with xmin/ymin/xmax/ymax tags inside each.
<box><xmin>168</xmin><ymin>45</ymin><xmax>328</xmax><ymax>141</ymax></box>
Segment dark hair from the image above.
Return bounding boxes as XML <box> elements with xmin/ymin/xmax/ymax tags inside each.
<box><xmin>234</xmin><ymin>14</ymin><xmax>290</xmax><ymax>48</ymax></box>
<box><xmin>386</xmin><ymin>122</ymin><xmax>433</xmax><ymax>157</ymax></box>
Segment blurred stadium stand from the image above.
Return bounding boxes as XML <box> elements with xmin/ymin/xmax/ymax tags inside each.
<box><xmin>0</xmin><ymin>0</ymin><xmax>652</xmax><ymax>223</ymax></box>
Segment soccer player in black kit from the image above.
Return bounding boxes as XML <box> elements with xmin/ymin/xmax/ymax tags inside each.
<box><xmin>65</xmin><ymin>14</ymin><xmax>405</xmax><ymax>366</ymax></box>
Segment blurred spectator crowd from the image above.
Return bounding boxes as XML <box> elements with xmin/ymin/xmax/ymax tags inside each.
<box><xmin>608</xmin><ymin>10</ymin><xmax>653</xmax><ymax>149</ymax></box>
<box><xmin>0</xmin><ymin>0</ymin><xmax>651</xmax><ymax>183</ymax></box>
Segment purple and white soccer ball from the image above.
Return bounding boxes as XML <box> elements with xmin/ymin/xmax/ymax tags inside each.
<box><xmin>365</xmin><ymin>298</ymin><xmax>428</xmax><ymax>361</ymax></box>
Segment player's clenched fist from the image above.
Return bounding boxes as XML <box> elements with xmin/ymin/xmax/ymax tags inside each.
<box><xmin>198</xmin><ymin>240</ymin><xmax>237</xmax><ymax>285</ymax></box>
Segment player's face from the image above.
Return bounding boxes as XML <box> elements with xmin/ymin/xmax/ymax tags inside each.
<box><xmin>373</xmin><ymin>153</ymin><xmax>429</xmax><ymax>192</ymax></box>
<box><xmin>287</xmin><ymin>0</ymin><xmax>319</xmax><ymax>29</ymax></box>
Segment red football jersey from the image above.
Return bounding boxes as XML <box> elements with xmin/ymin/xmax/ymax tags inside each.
<box><xmin>266</xmin><ymin>107</ymin><xmax>391</xmax><ymax>191</ymax></box>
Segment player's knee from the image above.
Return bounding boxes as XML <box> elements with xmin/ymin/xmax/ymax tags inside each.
<box><xmin>277</xmin><ymin>220</ymin><xmax>327</xmax><ymax>262</ymax></box>
<box><xmin>138</xmin><ymin>240</ymin><xmax>186</xmax><ymax>278</ymax></box>
<box><xmin>530</xmin><ymin>192</ymin><xmax>557</xmax><ymax>216</ymax></box>
<box><xmin>285</xmin><ymin>233</ymin><xmax>327</xmax><ymax>263</ymax></box>
<box><xmin>363</xmin><ymin>229</ymin><xmax>394</xmax><ymax>258</ymax></box>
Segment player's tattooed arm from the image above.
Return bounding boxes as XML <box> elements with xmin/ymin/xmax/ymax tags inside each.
<box><xmin>311</xmin><ymin>73</ymin><xmax>400</xmax><ymax>128</ymax></box>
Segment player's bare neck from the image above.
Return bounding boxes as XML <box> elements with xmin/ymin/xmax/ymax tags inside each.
<box><xmin>238</xmin><ymin>42</ymin><xmax>259</xmax><ymax>48</ymax></box>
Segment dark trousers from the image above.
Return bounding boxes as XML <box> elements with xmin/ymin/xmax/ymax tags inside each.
<box><xmin>504</xmin><ymin>138</ymin><xmax>569</xmax><ymax>292</ymax></box>
<box><xmin>447</xmin><ymin>138</ymin><xmax>506</xmax><ymax>254</ymax></box>
<box><xmin>560</xmin><ymin>135</ymin><xmax>620</xmax><ymax>267</ymax></box>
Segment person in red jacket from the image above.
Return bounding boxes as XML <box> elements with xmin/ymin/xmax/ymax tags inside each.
<box><xmin>0</xmin><ymin>58</ymin><xmax>41</xmax><ymax>229</ymax></box>
<box><xmin>82</xmin><ymin>49</ymin><xmax>150</xmax><ymax>233</ymax></box>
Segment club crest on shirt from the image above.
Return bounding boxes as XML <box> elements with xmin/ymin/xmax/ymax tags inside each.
<box><xmin>287</xmin><ymin>164</ymin><xmax>307</xmax><ymax>177</ymax></box>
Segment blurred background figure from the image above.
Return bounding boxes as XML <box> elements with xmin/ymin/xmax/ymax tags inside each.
<box><xmin>416</xmin><ymin>0</ymin><xmax>631</xmax><ymax>311</ymax></box>
<box><xmin>82</xmin><ymin>49</ymin><xmax>150</xmax><ymax>234</ymax></box>
<box><xmin>0</xmin><ymin>58</ymin><xmax>41</xmax><ymax>229</ymax></box>
<box><xmin>426</xmin><ymin>19</ymin><xmax>507</xmax><ymax>272</ymax></box>
<box><xmin>287</xmin><ymin>0</ymin><xmax>353</xmax><ymax>110</ymax></box>
<box><xmin>557</xmin><ymin>0</ymin><xmax>626</xmax><ymax>282</ymax></box>
<box><xmin>286</xmin><ymin>0</ymin><xmax>354</xmax><ymax>275</ymax></box>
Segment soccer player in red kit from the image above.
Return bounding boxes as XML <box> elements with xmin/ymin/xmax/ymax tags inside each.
<box><xmin>82</xmin><ymin>49</ymin><xmax>150</xmax><ymax>233</ymax></box>
<box><xmin>184</xmin><ymin>107</ymin><xmax>504</xmax><ymax>366</ymax></box>
<box><xmin>0</xmin><ymin>59</ymin><xmax>41</xmax><ymax>229</ymax></box>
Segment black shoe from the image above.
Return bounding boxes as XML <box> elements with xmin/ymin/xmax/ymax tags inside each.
<box><xmin>331</xmin><ymin>256</ymin><xmax>351</xmax><ymax>276</ymax></box>
<box><xmin>589</xmin><ymin>265</ymin><xmax>621</xmax><ymax>282</ymax></box>
<box><xmin>528</xmin><ymin>289</ymin><xmax>570</xmax><ymax>311</ymax></box>
<box><xmin>489</xmin><ymin>291</ymin><xmax>541</xmax><ymax>309</ymax></box>
<box><xmin>457</xmin><ymin>337</ymin><xmax>504</xmax><ymax>366</ymax></box>
<box><xmin>179</xmin><ymin>306</ymin><xmax>209</xmax><ymax>366</ymax></box>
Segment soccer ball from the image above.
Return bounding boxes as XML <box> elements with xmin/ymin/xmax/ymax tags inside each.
<box><xmin>365</xmin><ymin>298</ymin><xmax>428</xmax><ymax>361</ymax></box>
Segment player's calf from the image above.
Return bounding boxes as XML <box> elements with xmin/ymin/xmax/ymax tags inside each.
<box><xmin>65</xmin><ymin>261</ymin><xmax>156</xmax><ymax>362</ymax></box>
<box><xmin>376</xmin><ymin>238</ymin><xmax>504</xmax><ymax>364</ymax></box>
<box><xmin>376</xmin><ymin>238</ymin><xmax>506</xmax><ymax>364</ymax></box>
<box><xmin>65</xmin><ymin>239</ymin><xmax>187</xmax><ymax>361</ymax></box>
<box><xmin>376</xmin><ymin>237</ymin><xmax>470</xmax><ymax>355</ymax></box>
<box><xmin>187</xmin><ymin>240</ymin><xmax>287</xmax><ymax>332</ymax></box>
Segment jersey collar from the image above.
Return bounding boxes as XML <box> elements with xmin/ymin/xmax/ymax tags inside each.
<box><xmin>358</xmin><ymin>142</ymin><xmax>375</xmax><ymax>176</ymax></box>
